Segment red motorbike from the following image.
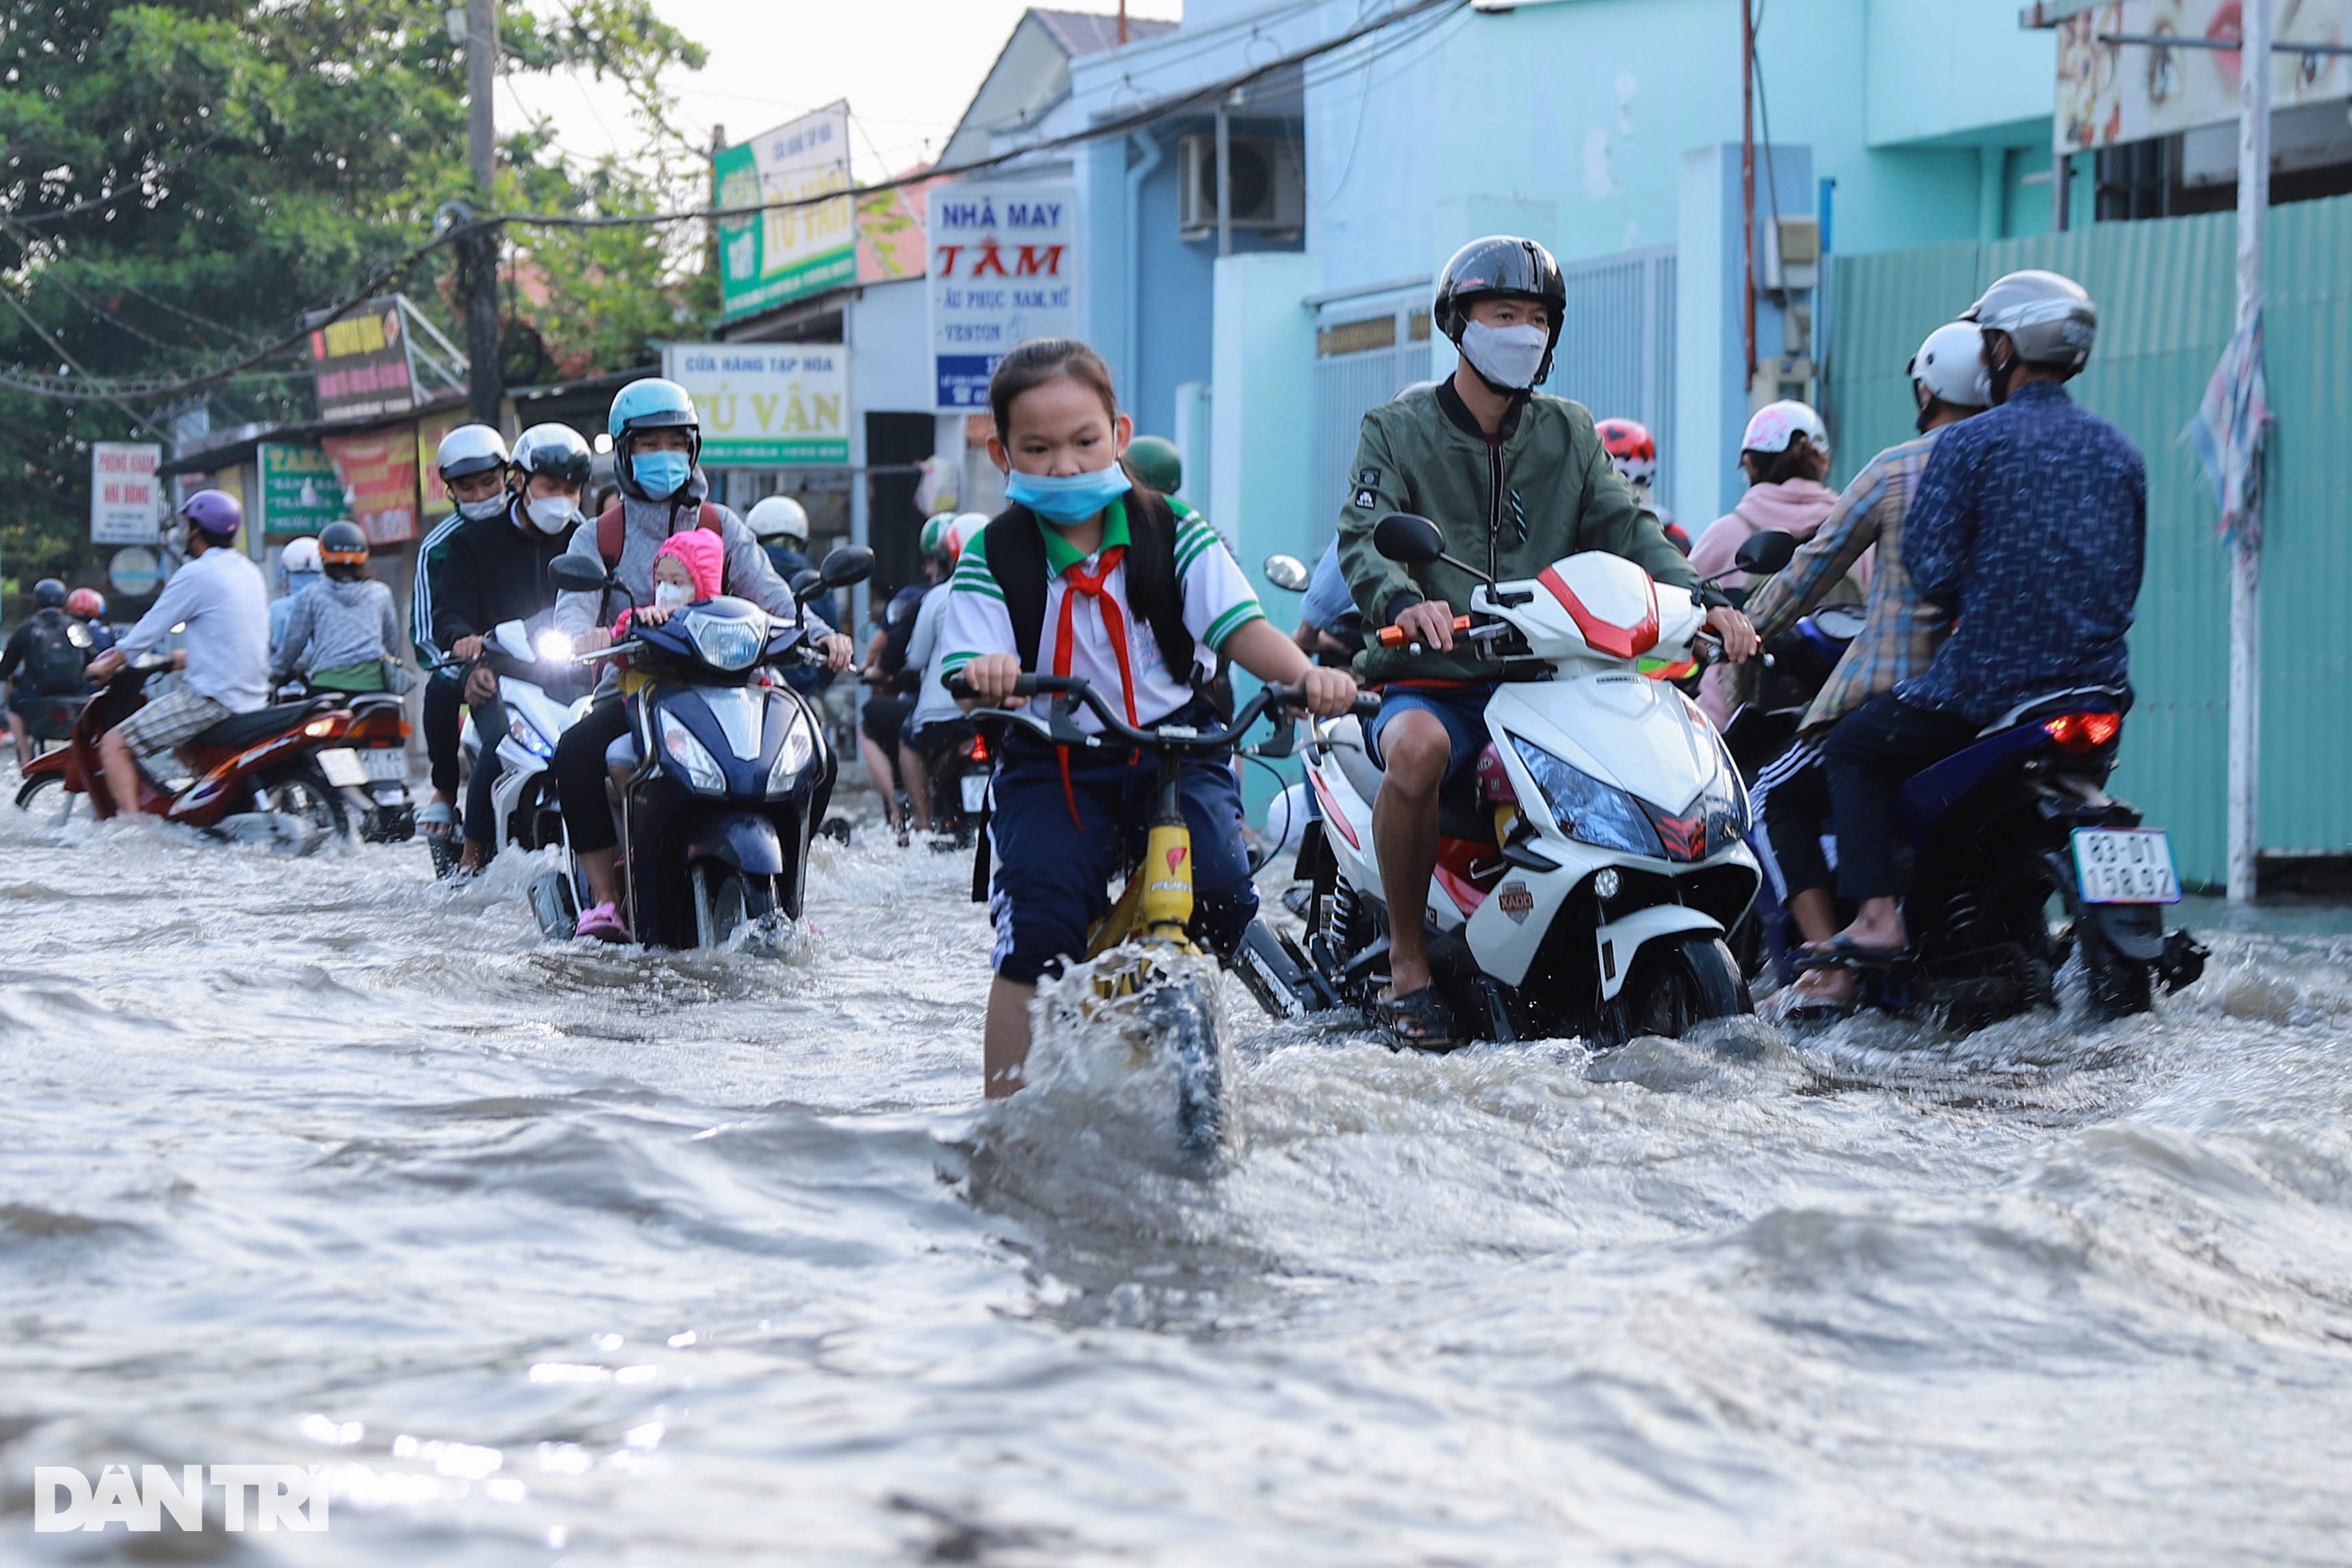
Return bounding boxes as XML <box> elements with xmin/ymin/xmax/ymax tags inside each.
<box><xmin>15</xmin><ymin>657</ymin><xmax>414</xmax><ymax>850</ymax></box>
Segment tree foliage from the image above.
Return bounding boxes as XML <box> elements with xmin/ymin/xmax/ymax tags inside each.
<box><xmin>0</xmin><ymin>0</ymin><xmax>709</xmax><ymax>597</ymax></box>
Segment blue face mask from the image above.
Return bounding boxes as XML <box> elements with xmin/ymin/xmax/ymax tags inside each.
<box><xmin>1005</xmin><ymin>463</ymin><xmax>1132</xmax><ymax>525</ymax></box>
<box><xmin>632</xmin><ymin>450</ymin><xmax>691</xmax><ymax>499</ymax></box>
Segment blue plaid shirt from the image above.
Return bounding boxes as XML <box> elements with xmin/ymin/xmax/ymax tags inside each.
<box><xmin>1896</xmin><ymin>381</ymin><xmax>2145</xmax><ymax>725</ymax></box>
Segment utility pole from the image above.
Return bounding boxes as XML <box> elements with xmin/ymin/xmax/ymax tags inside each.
<box><xmin>463</xmin><ymin>0</ymin><xmax>503</xmax><ymax>427</ymax></box>
<box><xmin>2226</xmin><ymin>0</ymin><xmax>2271</xmax><ymax>904</ymax></box>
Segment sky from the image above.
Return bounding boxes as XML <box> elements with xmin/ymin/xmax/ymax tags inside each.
<box><xmin>502</xmin><ymin>0</ymin><xmax>1186</xmax><ymax>184</ymax></box>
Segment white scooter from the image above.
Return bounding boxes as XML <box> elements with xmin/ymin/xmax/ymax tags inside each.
<box><xmin>456</xmin><ymin>615</ymin><xmax>593</xmax><ymax>880</ymax></box>
<box><xmin>1292</xmin><ymin>513</ymin><xmax>1796</xmax><ymax>1046</ymax></box>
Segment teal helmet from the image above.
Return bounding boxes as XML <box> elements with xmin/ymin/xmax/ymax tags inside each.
<box><xmin>607</xmin><ymin>377</ymin><xmax>701</xmax><ymax>500</ymax></box>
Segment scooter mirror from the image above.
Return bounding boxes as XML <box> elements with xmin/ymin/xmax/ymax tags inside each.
<box><xmin>819</xmin><ymin>545</ymin><xmax>874</xmax><ymax>589</ymax></box>
<box><xmin>549</xmin><ymin>555</ymin><xmax>613</xmax><ymax>593</ymax></box>
<box><xmin>1262</xmin><ymin>553</ymin><xmax>1311</xmax><ymax>593</ymax></box>
<box><xmin>789</xmin><ymin>567</ymin><xmax>823</xmax><ymax>601</ymax></box>
<box><xmin>1733</xmin><ymin>529</ymin><xmax>1799</xmax><ymax>576</ymax></box>
<box><xmin>1372</xmin><ymin>512</ymin><xmax>1445</xmax><ymax>565</ymax></box>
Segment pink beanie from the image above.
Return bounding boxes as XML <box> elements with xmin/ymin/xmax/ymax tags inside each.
<box><xmin>656</xmin><ymin>529</ymin><xmax>725</xmax><ymax>600</ymax></box>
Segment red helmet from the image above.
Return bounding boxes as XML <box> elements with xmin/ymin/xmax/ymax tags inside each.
<box><xmin>66</xmin><ymin>587</ymin><xmax>104</xmax><ymax>618</ymax></box>
<box><xmin>1596</xmin><ymin>418</ymin><xmax>1657</xmax><ymax>487</ymax></box>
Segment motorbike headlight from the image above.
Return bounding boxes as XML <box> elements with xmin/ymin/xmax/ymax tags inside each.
<box><xmin>505</xmin><ymin>708</ymin><xmax>555</xmax><ymax>760</ymax></box>
<box><xmin>1700</xmin><ymin>739</ymin><xmax>1750</xmax><ymax>845</ymax></box>
<box><xmin>764</xmin><ymin>707</ymin><xmax>816</xmax><ymax>797</ymax></box>
<box><xmin>683</xmin><ymin>610</ymin><xmax>763</xmax><ymax>672</ymax></box>
<box><xmin>1509</xmin><ymin>735</ymin><xmax>1664</xmax><ymax>858</ymax></box>
<box><xmin>535</xmin><ymin>629</ymin><xmax>575</xmax><ymax>662</ymax></box>
<box><xmin>657</xmin><ymin>708</ymin><xmax>728</xmax><ymax>795</ymax></box>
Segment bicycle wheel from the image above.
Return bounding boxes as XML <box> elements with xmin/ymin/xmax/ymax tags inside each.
<box><xmin>1139</xmin><ymin>973</ymin><xmax>1224</xmax><ymax>1168</ymax></box>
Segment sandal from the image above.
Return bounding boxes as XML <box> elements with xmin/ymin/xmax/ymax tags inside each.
<box><xmin>1795</xmin><ymin>934</ymin><xmax>1910</xmax><ymax>970</ymax></box>
<box><xmin>573</xmin><ymin>901</ymin><xmax>630</xmax><ymax>943</ymax></box>
<box><xmin>1375</xmin><ymin>985</ymin><xmax>1462</xmax><ymax>1049</ymax></box>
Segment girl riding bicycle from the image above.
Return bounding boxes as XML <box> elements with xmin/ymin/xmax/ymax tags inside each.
<box><xmin>939</xmin><ymin>338</ymin><xmax>1355</xmax><ymax>1098</ymax></box>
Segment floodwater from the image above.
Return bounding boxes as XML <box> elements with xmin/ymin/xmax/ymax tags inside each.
<box><xmin>3</xmin><ymin>791</ymin><xmax>2350</xmax><ymax>1566</ymax></box>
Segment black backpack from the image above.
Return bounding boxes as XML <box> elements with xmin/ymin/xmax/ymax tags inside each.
<box><xmin>982</xmin><ymin>489</ymin><xmax>1195</xmax><ymax>694</ymax></box>
<box><xmin>20</xmin><ymin>610</ymin><xmax>86</xmax><ymax>695</ymax></box>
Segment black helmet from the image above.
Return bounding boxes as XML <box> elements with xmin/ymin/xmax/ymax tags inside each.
<box><xmin>33</xmin><ymin>577</ymin><xmax>66</xmax><ymax>609</ymax></box>
<box><xmin>318</xmin><ymin>520</ymin><xmax>370</xmax><ymax>567</ymax></box>
<box><xmin>1433</xmin><ymin>235</ymin><xmax>1568</xmax><ymax>382</ymax></box>
<box><xmin>512</xmin><ymin>422</ymin><xmax>594</xmax><ymax>486</ymax></box>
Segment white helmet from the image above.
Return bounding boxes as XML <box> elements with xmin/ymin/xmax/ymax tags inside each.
<box><xmin>1908</xmin><ymin>321</ymin><xmax>1991</xmax><ymax>410</ymax></box>
<box><xmin>434</xmin><ymin>423</ymin><xmax>509</xmax><ymax>482</ymax></box>
<box><xmin>746</xmin><ymin>495</ymin><xmax>809</xmax><ymax>544</ymax></box>
<box><xmin>279</xmin><ymin>536</ymin><xmax>323</xmax><ymax>576</ymax></box>
<box><xmin>1739</xmin><ymin>400</ymin><xmax>1828</xmax><ymax>455</ymax></box>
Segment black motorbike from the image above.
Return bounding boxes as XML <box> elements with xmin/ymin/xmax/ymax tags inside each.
<box><xmin>542</xmin><ymin>547</ymin><xmax>872</xmax><ymax>949</ymax></box>
<box><xmin>1722</xmin><ymin>601</ymin><xmax>2204</xmax><ymax>1029</ymax></box>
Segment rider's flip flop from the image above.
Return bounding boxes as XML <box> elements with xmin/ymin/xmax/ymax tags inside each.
<box><xmin>1794</xmin><ymin>935</ymin><xmax>1911</xmax><ymax>970</ymax></box>
<box><xmin>1375</xmin><ymin>985</ymin><xmax>1462</xmax><ymax>1050</ymax></box>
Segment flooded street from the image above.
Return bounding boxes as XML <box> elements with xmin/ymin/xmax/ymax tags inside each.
<box><xmin>5</xmin><ymin>795</ymin><xmax>2351</xmax><ymax>1566</ymax></box>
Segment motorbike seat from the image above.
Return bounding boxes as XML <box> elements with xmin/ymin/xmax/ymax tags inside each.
<box><xmin>1975</xmin><ymin>685</ymin><xmax>2128</xmax><ymax>738</ymax></box>
<box><xmin>189</xmin><ymin>698</ymin><xmax>336</xmax><ymax>751</ymax></box>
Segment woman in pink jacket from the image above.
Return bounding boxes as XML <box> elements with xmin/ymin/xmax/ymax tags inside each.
<box><xmin>1689</xmin><ymin>400</ymin><xmax>1859</xmax><ymax>728</ymax></box>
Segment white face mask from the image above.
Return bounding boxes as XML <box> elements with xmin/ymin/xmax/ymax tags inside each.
<box><xmin>1458</xmin><ymin>320</ymin><xmax>1549</xmax><ymax>391</ymax></box>
<box><xmin>654</xmin><ymin>582</ymin><xmax>693</xmax><ymax>611</ymax></box>
<box><xmin>457</xmin><ymin>494</ymin><xmax>508</xmax><ymax>523</ymax></box>
<box><xmin>525</xmin><ymin>495</ymin><xmax>578</xmax><ymax>535</ymax></box>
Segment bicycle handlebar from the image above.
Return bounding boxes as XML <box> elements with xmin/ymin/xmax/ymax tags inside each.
<box><xmin>943</xmin><ymin>671</ymin><xmax>1378</xmax><ymax>753</ymax></box>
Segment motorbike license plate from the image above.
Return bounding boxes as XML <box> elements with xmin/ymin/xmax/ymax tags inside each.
<box><xmin>359</xmin><ymin>746</ymin><xmax>409</xmax><ymax>782</ymax></box>
<box><xmin>2071</xmin><ymin>828</ymin><xmax>2181</xmax><ymax>904</ymax></box>
<box><xmin>960</xmin><ymin>773</ymin><xmax>989</xmax><ymax>813</ymax></box>
<box><xmin>316</xmin><ymin>748</ymin><xmax>369</xmax><ymax>789</ymax></box>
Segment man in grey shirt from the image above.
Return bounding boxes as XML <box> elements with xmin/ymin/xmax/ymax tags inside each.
<box><xmin>84</xmin><ymin>489</ymin><xmax>269</xmax><ymax>819</ymax></box>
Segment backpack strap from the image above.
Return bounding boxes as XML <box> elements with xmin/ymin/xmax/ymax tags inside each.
<box><xmin>599</xmin><ymin>500</ymin><xmax>723</xmax><ymax>566</ymax></box>
<box><xmin>984</xmin><ymin>495</ymin><xmax>1196</xmax><ymax>684</ymax></box>
<box><xmin>983</xmin><ymin>508</ymin><xmax>1049</xmax><ymax>673</ymax></box>
<box><xmin>1122</xmin><ymin>488</ymin><xmax>1199</xmax><ymax>682</ymax></box>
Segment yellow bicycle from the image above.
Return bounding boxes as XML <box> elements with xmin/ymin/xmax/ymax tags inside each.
<box><xmin>971</xmin><ymin>673</ymin><xmax>1376</xmax><ymax>1164</ymax></box>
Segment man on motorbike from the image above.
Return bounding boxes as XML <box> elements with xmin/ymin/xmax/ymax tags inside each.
<box><xmin>1337</xmin><ymin>235</ymin><xmax>1758</xmax><ymax>1043</ymax></box>
<box><xmin>432</xmin><ymin>422</ymin><xmax>593</xmax><ymax>876</ymax></box>
<box><xmin>549</xmin><ymin>377</ymin><xmax>853</xmax><ymax>941</ymax></box>
<box><xmin>1813</xmin><ymin>269</ymin><xmax>2140</xmax><ymax>969</ymax></box>
<box><xmin>1744</xmin><ymin>321</ymin><xmax>1988</xmax><ymax>1008</ymax></box>
<box><xmin>414</xmin><ymin>424</ymin><xmax>512</xmax><ymax>855</ymax></box>
<box><xmin>3</xmin><ymin>579</ymin><xmax>90</xmax><ymax>766</ymax></box>
<box><xmin>747</xmin><ymin>494</ymin><xmax>840</xmax><ymax>644</ymax></box>
<box><xmin>85</xmin><ymin>490</ymin><xmax>269</xmax><ymax>821</ymax></box>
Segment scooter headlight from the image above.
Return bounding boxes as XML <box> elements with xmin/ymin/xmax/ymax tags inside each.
<box><xmin>657</xmin><ymin>708</ymin><xmax>728</xmax><ymax>795</ymax></box>
<box><xmin>764</xmin><ymin>707</ymin><xmax>816</xmax><ymax>797</ymax></box>
<box><xmin>683</xmin><ymin>609</ymin><xmax>763</xmax><ymax>672</ymax></box>
<box><xmin>1699</xmin><ymin>740</ymin><xmax>1750</xmax><ymax>845</ymax></box>
<box><xmin>1509</xmin><ymin>735</ymin><xmax>1664</xmax><ymax>858</ymax></box>
<box><xmin>505</xmin><ymin>708</ymin><xmax>555</xmax><ymax>759</ymax></box>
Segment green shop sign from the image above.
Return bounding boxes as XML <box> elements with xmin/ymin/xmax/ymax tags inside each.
<box><xmin>259</xmin><ymin>443</ymin><xmax>343</xmax><ymax>536</ymax></box>
<box><xmin>713</xmin><ymin>103</ymin><xmax>857</xmax><ymax>323</ymax></box>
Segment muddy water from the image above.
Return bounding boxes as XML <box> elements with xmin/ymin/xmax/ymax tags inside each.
<box><xmin>2</xmin><ymin>796</ymin><xmax>2349</xmax><ymax>1565</ymax></box>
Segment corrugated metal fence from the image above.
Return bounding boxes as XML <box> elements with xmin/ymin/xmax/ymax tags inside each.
<box><xmin>1828</xmin><ymin>192</ymin><xmax>2352</xmax><ymax>887</ymax></box>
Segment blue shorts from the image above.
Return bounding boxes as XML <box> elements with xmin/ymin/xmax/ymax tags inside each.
<box><xmin>986</xmin><ymin>708</ymin><xmax>1257</xmax><ymax>986</ymax></box>
<box><xmin>1365</xmin><ymin>682</ymin><xmax>1499</xmax><ymax>787</ymax></box>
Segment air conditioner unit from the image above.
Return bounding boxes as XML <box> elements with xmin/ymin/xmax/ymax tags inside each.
<box><xmin>1177</xmin><ymin>134</ymin><xmax>1305</xmax><ymax>239</ymax></box>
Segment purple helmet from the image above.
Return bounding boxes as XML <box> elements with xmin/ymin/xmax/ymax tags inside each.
<box><xmin>181</xmin><ymin>488</ymin><xmax>242</xmax><ymax>540</ymax></box>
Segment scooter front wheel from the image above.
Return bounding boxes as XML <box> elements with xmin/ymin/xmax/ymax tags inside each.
<box><xmin>1139</xmin><ymin>973</ymin><xmax>1225</xmax><ymax>1169</ymax></box>
<box><xmin>1607</xmin><ymin>934</ymin><xmax>1752</xmax><ymax>1046</ymax></box>
<box><xmin>14</xmin><ymin>772</ymin><xmax>73</xmax><ymax>823</ymax></box>
<box><xmin>690</xmin><ymin>861</ymin><xmax>777</xmax><ymax>950</ymax></box>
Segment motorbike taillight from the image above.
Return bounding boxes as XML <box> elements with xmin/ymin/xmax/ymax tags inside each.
<box><xmin>2043</xmin><ymin>711</ymin><xmax>2121</xmax><ymax>755</ymax></box>
<box><xmin>968</xmin><ymin>732</ymin><xmax>988</xmax><ymax>763</ymax></box>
